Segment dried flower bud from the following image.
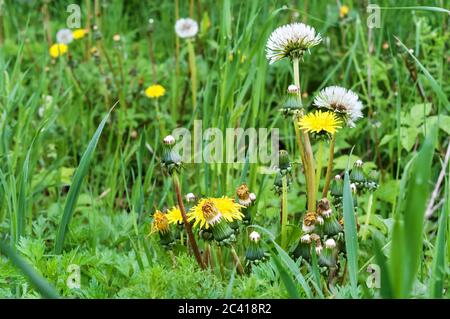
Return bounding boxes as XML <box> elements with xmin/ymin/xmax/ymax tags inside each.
<box><xmin>325</xmin><ymin>238</ymin><xmax>336</xmax><ymax>249</ymax></box>
<box><xmin>236</xmin><ymin>184</ymin><xmax>251</xmax><ymax>207</ymax></box>
<box><xmin>185</xmin><ymin>192</ymin><xmax>196</xmax><ymax>203</ymax></box>
<box><xmin>249</xmin><ymin>193</ymin><xmax>256</xmax><ymax>202</ymax></box>
<box><xmin>249</xmin><ymin>231</ymin><xmax>260</xmax><ymax>243</ymax></box>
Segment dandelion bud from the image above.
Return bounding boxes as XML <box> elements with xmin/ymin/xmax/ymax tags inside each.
<box><xmin>282</xmin><ymin>85</ymin><xmax>302</xmax><ymax>116</ymax></box>
<box><xmin>162</xmin><ymin>135</ymin><xmax>182</xmax><ymax>174</ymax></box>
<box><xmin>185</xmin><ymin>192</ymin><xmax>196</xmax><ymax>203</ymax></box>
<box><xmin>249</xmin><ymin>193</ymin><xmax>256</xmax><ymax>202</ymax></box>
<box><xmin>317</xmin><ymin>216</ymin><xmax>324</xmax><ymax>225</ymax></box>
<box><xmin>151</xmin><ymin>211</ymin><xmax>174</xmax><ymax>248</ymax></box>
<box><xmin>130</xmin><ymin>130</ymin><xmax>138</xmax><ymax>139</ymax></box>
<box><xmin>300</xmin><ymin>234</ymin><xmax>311</xmax><ymax>243</ymax></box>
<box><xmin>148</xmin><ymin>18</ymin><xmax>155</xmax><ymax>33</ymax></box>
<box><xmin>330</xmin><ymin>174</ymin><xmax>343</xmax><ymax>197</ymax></box>
<box><xmin>325</xmin><ymin>239</ymin><xmax>336</xmax><ymax>249</ymax></box>
<box><xmin>277</xmin><ymin>150</ymin><xmax>291</xmax><ymax>175</ymax></box>
<box><xmin>92</xmin><ymin>25</ymin><xmax>102</xmax><ymax>41</ymax></box>
<box><xmin>350</xmin><ymin>183</ymin><xmax>357</xmax><ymax>193</ymax></box>
<box><xmin>323</xmin><ymin>215</ymin><xmax>342</xmax><ymax>236</ymax></box>
<box><xmin>302</xmin><ymin>212</ymin><xmax>317</xmax><ymax>233</ymax></box>
<box><xmin>113</xmin><ymin>33</ymin><xmax>121</xmax><ymax>42</ymax></box>
<box><xmin>236</xmin><ymin>184</ymin><xmax>251</xmax><ymax>207</ymax></box>
<box><xmin>246</xmin><ymin>231</ymin><xmax>266</xmax><ymax>263</ymax></box>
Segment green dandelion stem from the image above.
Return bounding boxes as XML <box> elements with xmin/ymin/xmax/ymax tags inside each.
<box><xmin>315</xmin><ymin>140</ymin><xmax>323</xmax><ymax>197</ymax></box>
<box><xmin>281</xmin><ymin>175</ymin><xmax>288</xmax><ymax>249</ymax></box>
<box><xmin>322</xmin><ymin>134</ymin><xmax>336</xmax><ymax>198</ymax></box>
<box><xmin>186</xmin><ymin>39</ymin><xmax>197</xmax><ymax>112</ymax></box>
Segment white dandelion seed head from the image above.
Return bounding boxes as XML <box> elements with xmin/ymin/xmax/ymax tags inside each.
<box><xmin>163</xmin><ymin>135</ymin><xmax>175</xmax><ymax>145</ymax></box>
<box><xmin>301</xmin><ymin>234</ymin><xmax>311</xmax><ymax>243</ymax></box>
<box><xmin>334</xmin><ymin>174</ymin><xmax>341</xmax><ymax>180</ymax></box>
<box><xmin>175</xmin><ymin>18</ymin><xmax>198</xmax><ymax>39</ymax></box>
<box><xmin>249</xmin><ymin>231</ymin><xmax>261</xmax><ymax>242</ymax></box>
<box><xmin>185</xmin><ymin>192</ymin><xmax>196</xmax><ymax>203</ymax></box>
<box><xmin>314</xmin><ymin>86</ymin><xmax>364</xmax><ymax>126</ymax></box>
<box><xmin>266</xmin><ymin>23</ymin><xmax>322</xmax><ymax>64</ymax></box>
<box><xmin>56</xmin><ymin>28</ymin><xmax>73</xmax><ymax>44</ymax></box>
<box><xmin>249</xmin><ymin>193</ymin><xmax>257</xmax><ymax>202</ymax></box>
<box><xmin>355</xmin><ymin>159</ymin><xmax>363</xmax><ymax>167</ymax></box>
<box><xmin>325</xmin><ymin>239</ymin><xmax>336</xmax><ymax>249</ymax></box>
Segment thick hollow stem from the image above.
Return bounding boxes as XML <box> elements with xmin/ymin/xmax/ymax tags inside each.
<box><xmin>186</xmin><ymin>40</ymin><xmax>197</xmax><ymax>113</ymax></box>
<box><xmin>281</xmin><ymin>175</ymin><xmax>288</xmax><ymax>249</ymax></box>
<box><xmin>173</xmin><ymin>174</ymin><xmax>205</xmax><ymax>269</ymax></box>
<box><xmin>315</xmin><ymin>140</ymin><xmax>323</xmax><ymax>196</ymax></box>
<box><xmin>322</xmin><ymin>134</ymin><xmax>336</xmax><ymax>198</ymax></box>
<box><xmin>293</xmin><ymin>58</ymin><xmax>316</xmax><ymax>212</ymax></box>
<box><xmin>216</xmin><ymin>246</ymin><xmax>225</xmax><ymax>280</ymax></box>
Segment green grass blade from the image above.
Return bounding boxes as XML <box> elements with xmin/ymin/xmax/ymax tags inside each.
<box><xmin>399</xmin><ymin>126</ymin><xmax>437</xmax><ymax>296</ymax></box>
<box><xmin>373</xmin><ymin>238</ymin><xmax>393</xmax><ymax>298</ymax></box>
<box><xmin>0</xmin><ymin>240</ymin><xmax>59</xmax><ymax>299</ymax></box>
<box><xmin>430</xmin><ymin>184</ymin><xmax>448</xmax><ymax>298</ymax></box>
<box><xmin>55</xmin><ymin>106</ymin><xmax>115</xmax><ymax>254</ymax></box>
<box><xmin>343</xmin><ymin>170</ymin><xmax>359</xmax><ymax>298</ymax></box>
<box><xmin>271</xmin><ymin>253</ymin><xmax>300</xmax><ymax>299</ymax></box>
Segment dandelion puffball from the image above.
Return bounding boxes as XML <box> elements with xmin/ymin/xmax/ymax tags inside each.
<box><xmin>314</xmin><ymin>86</ymin><xmax>364</xmax><ymax>127</ymax></box>
<box><xmin>266</xmin><ymin>23</ymin><xmax>322</xmax><ymax>64</ymax></box>
<box><xmin>56</xmin><ymin>28</ymin><xmax>74</xmax><ymax>44</ymax></box>
<box><xmin>175</xmin><ymin>18</ymin><xmax>198</xmax><ymax>39</ymax></box>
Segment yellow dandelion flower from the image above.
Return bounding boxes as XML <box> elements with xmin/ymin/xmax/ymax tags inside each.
<box><xmin>49</xmin><ymin>43</ymin><xmax>68</xmax><ymax>58</ymax></box>
<box><xmin>298</xmin><ymin>110</ymin><xmax>342</xmax><ymax>135</ymax></box>
<box><xmin>151</xmin><ymin>210</ymin><xmax>170</xmax><ymax>234</ymax></box>
<box><xmin>72</xmin><ymin>29</ymin><xmax>87</xmax><ymax>40</ymax></box>
<box><xmin>145</xmin><ymin>84</ymin><xmax>166</xmax><ymax>99</ymax></box>
<box><xmin>167</xmin><ymin>206</ymin><xmax>184</xmax><ymax>225</ymax></box>
<box><xmin>187</xmin><ymin>197</ymin><xmax>244</xmax><ymax>229</ymax></box>
<box><xmin>340</xmin><ymin>5</ymin><xmax>349</xmax><ymax>18</ymax></box>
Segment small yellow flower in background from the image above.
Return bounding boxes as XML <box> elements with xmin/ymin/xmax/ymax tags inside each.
<box><xmin>72</xmin><ymin>29</ymin><xmax>87</xmax><ymax>40</ymax></box>
<box><xmin>167</xmin><ymin>206</ymin><xmax>183</xmax><ymax>225</ymax></box>
<box><xmin>339</xmin><ymin>5</ymin><xmax>349</xmax><ymax>18</ymax></box>
<box><xmin>298</xmin><ymin>110</ymin><xmax>342</xmax><ymax>135</ymax></box>
<box><xmin>188</xmin><ymin>197</ymin><xmax>244</xmax><ymax>229</ymax></box>
<box><xmin>151</xmin><ymin>210</ymin><xmax>170</xmax><ymax>234</ymax></box>
<box><xmin>145</xmin><ymin>84</ymin><xmax>166</xmax><ymax>99</ymax></box>
<box><xmin>49</xmin><ymin>43</ymin><xmax>68</xmax><ymax>58</ymax></box>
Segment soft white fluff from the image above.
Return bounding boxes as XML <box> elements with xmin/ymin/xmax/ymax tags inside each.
<box><xmin>56</xmin><ymin>29</ymin><xmax>73</xmax><ymax>44</ymax></box>
<box><xmin>175</xmin><ymin>18</ymin><xmax>198</xmax><ymax>38</ymax></box>
<box><xmin>266</xmin><ymin>23</ymin><xmax>322</xmax><ymax>64</ymax></box>
<box><xmin>314</xmin><ymin>86</ymin><xmax>363</xmax><ymax>127</ymax></box>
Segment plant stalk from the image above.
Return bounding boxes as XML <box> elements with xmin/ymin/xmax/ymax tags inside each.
<box><xmin>281</xmin><ymin>175</ymin><xmax>288</xmax><ymax>249</ymax></box>
<box><xmin>322</xmin><ymin>134</ymin><xmax>336</xmax><ymax>198</ymax></box>
<box><xmin>173</xmin><ymin>173</ymin><xmax>205</xmax><ymax>269</ymax></box>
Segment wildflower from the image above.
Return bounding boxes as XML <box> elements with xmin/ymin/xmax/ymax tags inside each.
<box><xmin>246</xmin><ymin>231</ymin><xmax>267</xmax><ymax>263</ymax></box>
<box><xmin>350</xmin><ymin>159</ymin><xmax>366</xmax><ymax>184</ymax></box>
<box><xmin>298</xmin><ymin>110</ymin><xmax>342</xmax><ymax>135</ymax></box>
<box><xmin>266</xmin><ymin>23</ymin><xmax>322</xmax><ymax>64</ymax></box>
<box><xmin>166</xmin><ymin>206</ymin><xmax>183</xmax><ymax>225</ymax></box>
<box><xmin>161</xmin><ymin>135</ymin><xmax>181</xmax><ymax>174</ymax></box>
<box><xmin>339</xmin><ymin>5</ymin><xmax>350</xmax><ymax>18</ymax></box>
<box><xmin>277</xmin><ymin>150</ymin><xmax>292</xmax><ymax>175</ymax></box>
<box><xmin>151</xmin><ymin>210</ymin><xmax>174</xmax><ymax>247</ymax></box>
<box><xmin>151</xmin><ymin>210</ymin><xmax>170</xmax><ymax>234</ymax></box>
<box><xmin>188</xmin><ymin>197</ymin><xmax>244</xmax><ymax>244</ymax></box>
<box><xmin>236</xmin><ymin>184</ymin><xmax>252</xmax><ymax>207</ymax></box>
<box><xmin>317</xmin><ymin>198</ymin><xmax>332</xmax><ymax>218</ymax></box>
<box><xmin>281</xmin><ymin>84</ymin><xmax>303</xmax><ymax>115</ymax></box>
<box><xmin>145</xmin><ymin>84</ymin><xmax>166</xmax><ymax>99</ymax></box>
<box><xmin>188</xmin><ymin>197</ymin><xmax>244</xmax><ymax>230</ymax></box>
<box><xmin>49</xmin><ymin>43</ymin><xmax>68</xmax><ymax>58</ymax></box>
<box><xmin>175</xmin><ymin>18</ymin><xmax>199</xmax><ymax>38</ymax></box>
<box><xmin>72</xmin><ymin>29</ymin><xmax>87</xmax><ymax>40</ymax></box>
<box><xmin>330</xmin><ymin>175</ymin><xmax>343</xmax><ymax>197</ymax></box>
<box><xmin>56</xmin><ymin>28</ymin><xmax>73</xmax><ymax>44</ymax></box>
<box><xmin>302</xmin><ymin>212</ymin><xmax>317</xmax><ymax>233</ymax></box>
<box><xmin>314</xmin><ymin>86</ymin><xmax>363</xmax><ymax>127</ymax></box>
